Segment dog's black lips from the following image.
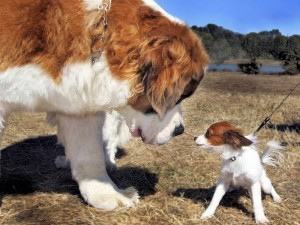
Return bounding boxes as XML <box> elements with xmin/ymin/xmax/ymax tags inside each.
<box><xmin>138</xmin><ymin>128</ymin><xmax>145</xmax><ymax>141</ymax></box>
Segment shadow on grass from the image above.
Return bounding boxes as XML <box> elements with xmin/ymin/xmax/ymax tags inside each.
<box><xmin>266</xmin><ymin>122</ymin><xmax>300</xmax><ymax>146</ymax></box>
<box><xmin>266</xmin><ymin>122</ymin><xmax>300</xmax><ymax>134</ymax></box>
<box><xmin>0</xmin><ymin>135</ymin><xmax>158</xmax><ymax>204</ymax></box>
<box><xmin>173</xmin><ymin>187</ymin><xmax>253</xmax><ymax>217</ymax></box>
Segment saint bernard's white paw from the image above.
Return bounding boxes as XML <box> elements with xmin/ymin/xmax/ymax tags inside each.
<box><xmin>79</xmin><ymin>179</ymin><xmax>139</xmax><ymax>210</ymax></box>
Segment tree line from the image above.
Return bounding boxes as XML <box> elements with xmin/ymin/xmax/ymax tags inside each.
<box><xmin>191</xmin><ymin>24</ymin><xmax>300</xmax><ymax>74</ymax></box>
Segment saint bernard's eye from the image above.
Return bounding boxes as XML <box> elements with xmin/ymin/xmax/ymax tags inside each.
<box><xmin>145</xmin><ymin>107</ymin><xmax>157</xmax><ymax>115</ymax></box>
<box><xmin>176</xmin><ymin>92</ymin><xmax>193</xmax><ymax>105</ymax></box>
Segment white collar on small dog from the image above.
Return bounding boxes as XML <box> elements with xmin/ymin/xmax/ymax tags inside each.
<box><xmin>221</xmin><ymin>149</ymin><xmax>240</xmax><ymax>162</ymax></box>
<box><xmin>223</xmin><ymin>153</ymin><xmax>240</xmax><ymax>163</ymax></box>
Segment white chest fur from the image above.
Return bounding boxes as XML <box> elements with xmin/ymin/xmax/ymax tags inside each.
<box><xmin>220</xmin><ymin>148</ymin><xmax>263</xmax><ymax>187</ymax></box>
<box><xmin>0</xmin><ymin>54</ymin><xmax>131</xmax><ymax>115</ymax></box>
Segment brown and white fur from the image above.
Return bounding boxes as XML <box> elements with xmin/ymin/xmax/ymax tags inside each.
<box><xmin>194</xmin><ymin>121</ymin><xmax>284</xmax><ymax>224</ymax></box>
<box><xmin>0</xmin><ymin>0</ymin><xmax>209</xmax><ymax>210</ymax></box>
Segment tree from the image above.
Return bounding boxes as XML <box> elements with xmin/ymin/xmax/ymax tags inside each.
<box><xmin>284</xmin><ymin>35</ymin><xmax>300</xmax><ymax>74</ymax></box>
<box><xmin>259</xmin><ymin>30</ymin><xmax>282</xmax><ymax>58</ymax></box>
<box><xmin>239</xmin><ymin>33</ymin><xmax>264</xmax><ymax>74</ymax></box>
<box><xmin>271</xmin><ymin>35</ymin><xmax>287</xmax><ymax>60</ymax></box>
<box><xmin>243</xmin><ymin>33</ymin><xmax>264</xmax><ymax>60</ymax></box>
<box><xmin>227</xmin><ymin>33</ymin><xmax>245</xmax><ymax>58</ymax></box>
<box><xmin>287</xmin><ymin>35</ymin><xmax>300</xmax><ymax>56</ymax></box>
<box><xmin>191</xmin><ymin>24</ymin><xmax>243</xmax><ymax>63</ymax></box>
<box><xmin>191</xmin><ymin>26</ymin><xmax>214</xmax><ymax>54</ymax></box>
<box><xmin>210</xmin><ymin>38</ymin><xmax>232</xmax><ymax>64</ymax></box>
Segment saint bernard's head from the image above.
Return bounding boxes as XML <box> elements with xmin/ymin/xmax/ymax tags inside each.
<box><xmin>103</xmin><ymin>0</ymin><xmax>210</xmax><ymax>144</ymax></box>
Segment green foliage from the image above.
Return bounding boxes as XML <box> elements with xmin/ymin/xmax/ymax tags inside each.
<box><xmin>243</xmin><ymin>33</ymin><xmax>264</xmax><ymax>60</ymax></box>
<box><xmin>271</xmin><ymin>35</ymin><xmax>288</xmax><ymax>60</ymax></box>
<box><xmin>210</xmin><ymin>38</ymin><xmax>232</xmax><ymax>64</ymax></box>
<box><xmin>284</xmin><ymin>50</ymin><xmax>300</xmax><ymax>75</ymax></box>
<box><xmin>238</xmin><ymin>59</ymin><xmax>262</xmax><ymax>74</ymax></box>
<box><xmin>191</xmin><ymin>24</ymin><xmax>244</xmax><ymax>63</ymax></box>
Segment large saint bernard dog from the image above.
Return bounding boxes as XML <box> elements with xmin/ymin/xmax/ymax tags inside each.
<box><xmin>0</xmin><ymin>0</ymin><xmax>209</xmax><ymax>210</ymax></box>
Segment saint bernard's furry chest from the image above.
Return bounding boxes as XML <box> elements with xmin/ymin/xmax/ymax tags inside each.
<box><xmin>0</xmin><ymin>58</ymin><xmax>131</xmax><ymax>114</ymax></box>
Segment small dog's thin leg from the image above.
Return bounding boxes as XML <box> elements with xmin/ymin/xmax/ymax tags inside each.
<box><xmin>201</xmin><ymin>178</ymin><xmax>230</xmax><ymax>220</ymax></box>
<box><xmin>260</xmin><ymin>170</ymin><xmax>282</xmax><ymax>203</ymax></box>
<box><xmin>250</xmin><ymin>182</ymin><xmax>269</xmax><ymax>224</ymax></box>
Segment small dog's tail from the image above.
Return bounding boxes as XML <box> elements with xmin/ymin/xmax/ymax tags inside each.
<box><xmin>261</xmin><ymin>141</ymin><xmax>285</xmax><ymax>167</ymax></box>
<box><xmin>260</xmin><ymin>141</ymin><xmax>284</xmax><ymax>167</ymax></box>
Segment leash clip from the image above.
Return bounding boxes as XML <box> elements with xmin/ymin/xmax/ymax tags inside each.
<box><xmin>253</xmin><ymin>117</ymin><xmax>270</xmax><ymax>135</ymax></box>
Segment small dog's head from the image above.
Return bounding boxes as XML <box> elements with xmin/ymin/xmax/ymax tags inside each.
<box><xmin>194</xmin><ymin>121</ymin><xmax>252</xmax><ymax>151</ymax></box>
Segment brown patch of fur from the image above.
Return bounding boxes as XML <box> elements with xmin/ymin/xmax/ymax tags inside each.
<box><xmin>128</xmin><ymin>94</ymin><xmax>151</xmax><ymax>113</ymax></box>
<box><xmin>0</xmin><ymin>0</ymin><xmax>91</xmax><ymax>82</ymax></box>
<box><xmin>105</xmin><ymin>0</ymin><xmax>210</xmax><ymax>116</ymax></box>
<box><xmin>223</xmin><ymin>130</ymin><xmax>253</xmax><ymax>149</ymax></box>
<box><xmin>206</xmin><ymin>121</ymin><xmax>252</xmax><ymax>149</ymax></box>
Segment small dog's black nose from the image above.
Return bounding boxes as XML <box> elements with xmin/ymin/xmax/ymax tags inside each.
<box><xmin>194</xmin><ymin>137</ymin><xmax>197</xmax><ymax>141</ymax></box>
<box><xmin>173</xmin><ymin>124</ymin><xmax>185</xmax><ymax>136</ymax></box>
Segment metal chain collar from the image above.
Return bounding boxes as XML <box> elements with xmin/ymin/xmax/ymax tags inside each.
<box><xmin>91</xmin><ymin>0</ymin><xmax>111</xmax><ymax>64</ymax></box>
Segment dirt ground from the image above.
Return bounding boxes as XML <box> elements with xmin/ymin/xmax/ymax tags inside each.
<box><xmin>1</xmin><ymin>72</ymin><xmax>300</xmax><ymax>225</ymax></box>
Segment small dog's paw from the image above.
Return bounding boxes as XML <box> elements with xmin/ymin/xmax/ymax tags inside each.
<box><xmin>79</xmin><ymin>180</ymin><xmax>139</xmax><ymax>210</ymax></box>
<box><xmin>256</xmin><ymin>216</ymin><xmax>269</xmax><ymax>224</ymax></box>
<box><xmin>273</xmin><ymin>195</ymin><xmax>282</xmax><ymax>203</ymax></box>
<box><xmin>201</xmin><ymin>211</ymin><xmax>214</xmax><ymax>220</ymax></box>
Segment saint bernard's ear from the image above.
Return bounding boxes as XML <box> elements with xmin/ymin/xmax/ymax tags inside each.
<box><xmin>137</xmin><ymin>34</ymin><xmax>203</xmax><ymax>118</ymax></box>
<box><xmin>138</xmin><ymin>62</ymin><xmax>168</xmax><ymax>118</ymax></box>
<box><xmin>138</xmin><ymin>57</ymin><xmax>187</xmax><ymax>118</ymax></box>
<box><xmin>136</xmin><ymin>7</ymin><xmax>210</xmax><ymax>118</ymax></box>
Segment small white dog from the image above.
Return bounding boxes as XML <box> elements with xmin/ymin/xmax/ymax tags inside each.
<box><xmin>194</xmin><ymin>121</ymin><xmax>284</xmax><ymax>224</ymax></box>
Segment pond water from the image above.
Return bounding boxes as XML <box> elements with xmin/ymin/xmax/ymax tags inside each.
<box><xmin>208</xmin><ymin>64</ymin><xmax>285</xmax><ymax>74</ymax></box>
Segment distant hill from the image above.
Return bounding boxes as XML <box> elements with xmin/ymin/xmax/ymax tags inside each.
<box><xmin>191</xmin><ymin>24</ymin><xmax>300</xmax><ymax>67</ymax></box>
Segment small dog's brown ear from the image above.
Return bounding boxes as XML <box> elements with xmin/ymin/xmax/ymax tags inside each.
<box><xmin>223</xmin><ymin>130</ymin><xmax>252</xmax><ymax>149</ymax></box>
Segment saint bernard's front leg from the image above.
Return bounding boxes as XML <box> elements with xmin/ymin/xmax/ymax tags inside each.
<box><xmin>56</xmin><ymin>113</ymin><xmax>139</xmax><ymax>210</ymax></box>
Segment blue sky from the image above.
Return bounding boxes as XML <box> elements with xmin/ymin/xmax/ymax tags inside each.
<box><xmin>156</xmin><ymin>0</ymin><xmax>300</xmax><ymax>36</ymax></box>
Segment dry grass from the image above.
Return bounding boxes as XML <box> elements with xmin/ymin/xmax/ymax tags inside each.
<box><xmin>1</xmin><ymin>72</ymin><xmax>300</xmax><ymax>225</ymax></box>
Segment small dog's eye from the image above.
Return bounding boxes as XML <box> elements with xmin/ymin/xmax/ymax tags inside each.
<box><xmin>205</xmin><ymin>130</ymin><xmax>211</xmax><ymax>138</ymax></box>
<box><xmin>145</xmin><ymin>107</ymin><xmax>157</xmax><ymax>114</ymax></box>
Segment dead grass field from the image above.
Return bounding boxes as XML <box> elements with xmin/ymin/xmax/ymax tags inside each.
<box><xmin>1</xmin><ymin>72</ymin><xmax>300</xmax><ymax>225</ymax></box>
